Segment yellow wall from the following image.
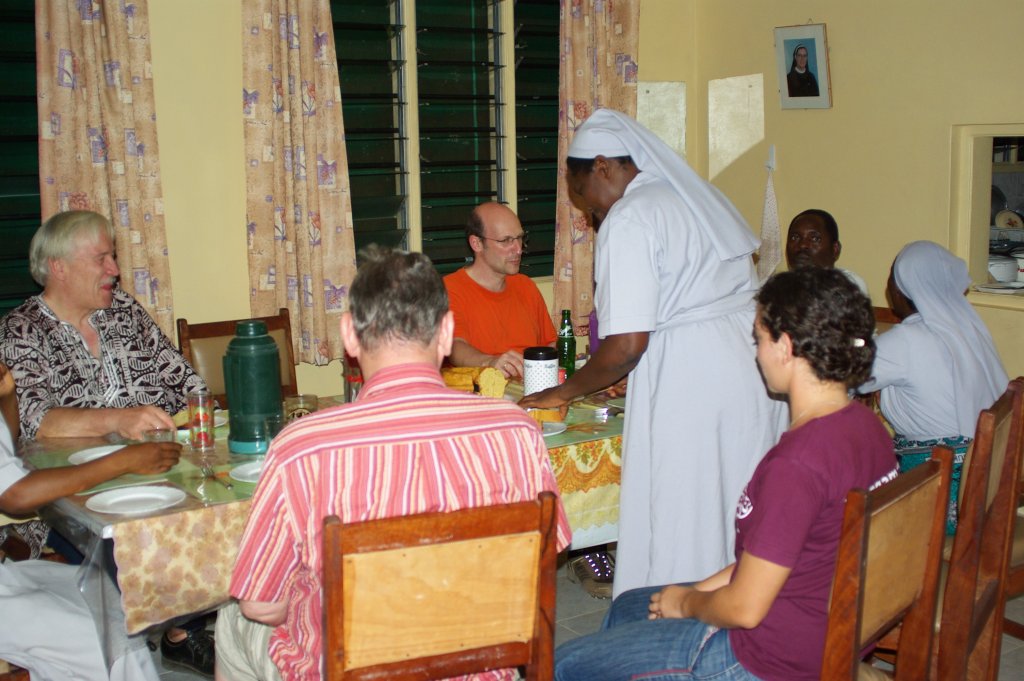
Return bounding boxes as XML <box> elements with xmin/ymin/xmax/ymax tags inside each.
<box><xmin>639</xmin><ymin>0</ymin><xmax>1024</xmax><ymax>377</ymax></box>
<box><xmin>147</xmin><ymin>0</ymin><xmax>1024</xmax><ymax>393</ymax></box>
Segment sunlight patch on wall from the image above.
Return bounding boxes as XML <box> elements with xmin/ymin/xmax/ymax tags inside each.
<box><xmin>708</xmin><ymin>74</ymin><xmax>764</xmax><ymax>179</ymax></box>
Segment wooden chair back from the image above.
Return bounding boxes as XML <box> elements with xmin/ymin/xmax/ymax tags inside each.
<box><xmin>322</xmin><ymin>492</ymin><xmax>559</xmax><ymax>681</ymax></box>
<box><xmin>822</xmin><ymin>448</ymin><xmax>952</xmax><ymax>681</ymax></box>
<box><xmin>873</xmin><ymin>306</ymin><xmax>901</xmax><ymax>335</ymax></box>
<box><xmin>176</xmin><ymin>308</ymin><xmax>297</xmax><ymax>409</ymax></box>
<box><xmin>936</xmin><ymin>377</ymin><xmax>1024</xmax><ymax>680</ymax></box>
<box><xmin>1002</xmin><ymin>375</ymin><xmax>1024</xmax><ymax>643</ymax></box>
<box><xmin>0</xmin><ymin>664</ymin><xmax>28</xmax><ymax>680</ymax></box>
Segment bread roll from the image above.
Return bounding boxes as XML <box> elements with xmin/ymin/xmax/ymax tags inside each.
<box><xmin>441</xmin><ymin>366</ymin><xmax>508</xmax><ymax>398</ymax></box>
<box><xmin>441</xmin><ymin>367</ymin><xmax>479</xmax><ymax>392</ymax></box>
<box><xmin>476</xmin><ymin>367</ymin><xmax>508</xmax><ymax>398</ymax></box>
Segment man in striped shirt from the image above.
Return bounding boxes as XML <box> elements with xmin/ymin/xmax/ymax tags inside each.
<box><xmin>216</xmin><ymin>247</ymin><xmax>571</xmax><ymax>681</ymax></box>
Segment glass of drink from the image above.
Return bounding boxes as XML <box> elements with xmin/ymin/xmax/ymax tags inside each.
<box><xmin>188</xmin><ymin>389</ymin><xmax>216</xmax><ymax>451</ymax></box>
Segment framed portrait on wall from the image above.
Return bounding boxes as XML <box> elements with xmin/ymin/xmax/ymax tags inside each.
<box><xmin>774</xmin><ymin>24</ymin><xmax>831</xmax><ymax>109</ymax></box>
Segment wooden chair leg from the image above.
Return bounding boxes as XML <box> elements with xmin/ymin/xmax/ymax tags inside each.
<box><xmin>1003</xmin><ymin>617</ymin><xmax>1024</xmax><ymax>640</ymax></box>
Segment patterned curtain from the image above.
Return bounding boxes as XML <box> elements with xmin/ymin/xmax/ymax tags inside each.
<box><xmin>35</xmin><ymin>0</ymin><xmax>175</xmax><ymax>335</ymax></box>
<box><xmin>553</xmin><ymin>0</ymin><xmax>639</xmax><ymax>336</ymax></box>
<box><xmin>241</xmin><ymin>1</ymin><xmax>356</xmax><ymax>365</ymax></box>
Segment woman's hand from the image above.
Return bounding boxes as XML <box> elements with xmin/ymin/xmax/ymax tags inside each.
<box><xmin>648</xmin><ymin>585</ymin><xmax>694</xmax><ymax>620</ymax></box>
<box><xmin>519</xmin><ymin>385</ymin><xmax>570</xmax><ymax>411</ymax></box>
<box><xmin>117</xmin><ymin>442</ymin><xmax>182</xmax><ymax>476</ymax></box>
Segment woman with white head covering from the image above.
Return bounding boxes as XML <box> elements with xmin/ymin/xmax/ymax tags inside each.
<box><xmin>521</xmin><ymin>109</ymin><xmax>786</xmax><ymax>596</ymax></box>
<box><xmin>859</xmin><ymin>240</ymin><xmax>1008</xmax><ymax>532</ymax></box>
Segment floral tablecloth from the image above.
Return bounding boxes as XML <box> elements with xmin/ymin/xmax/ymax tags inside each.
<box><xmin>31</xmin><ymin>409</ymin><xmax>624</xmax><ymax>634</ymax></box>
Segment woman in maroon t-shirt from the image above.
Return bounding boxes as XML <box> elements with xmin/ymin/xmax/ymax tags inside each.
<box><xmin>554</xmin><ymin>268</ymin><xmax>897</xmax><ymax>681</ymax></box>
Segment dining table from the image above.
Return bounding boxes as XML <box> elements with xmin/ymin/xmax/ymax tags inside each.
<box><xmin>26</xmin><ymin>394</ymin><xmax>624</xmax><ymax>638</ymax></box>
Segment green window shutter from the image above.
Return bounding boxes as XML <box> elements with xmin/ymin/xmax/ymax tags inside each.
<box><xmin>513</xmin><ymin>0</ymin><xmax>557</xmax><ymax>277</ymax></box>
<box><xmin>332</xmin><ymin>0</ymin><xmax>409</xmax><ymax>253</ymax></box>
<box><xmin>0</xmin><ymin>0</ymin><xmax>42</xmax><ymax>313</ymax></box>
<box><xmin>416</xmin><ymin>0</ymin><xmax>504</xmax><ymax>275</ymax></box>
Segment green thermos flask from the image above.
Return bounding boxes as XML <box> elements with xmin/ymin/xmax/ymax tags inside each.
<box><xmin>224</xmin><ymin>320</ymin><xmax>284</xmax><ymax>454</ymax></box>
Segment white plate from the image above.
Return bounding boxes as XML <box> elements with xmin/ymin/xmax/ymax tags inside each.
<box><xmin>542</xmin><ymin>422</ymin><xmax>567</xmax><ymax>437</ymax></box>
<box><xmin>229</xmin><ymin>460</ymin><xmax>264</xmax><ymax>483</ymax></box>
<box><xmin>85</xmin><ymin>486</ymin><xmax>186</xmax><ymax>515</ymax></box>
<box><xmin>995</xmin><ymin>209</ymin><xmax>1024</xmax><ymax>230</ymax></box>
<box><xmin>606</xmin><ymin>397</ymin><xmax>626</xmax><ymax>410</ymax></box>
<box><xmin>975</xmin><ymin>282</ymin><xmax>1024</xmax><ymax>295</ymax></box>
<box><xmin>68</xmin><ymin>444</ymin><xmax>126</xmax><ymax>465</ymax></box>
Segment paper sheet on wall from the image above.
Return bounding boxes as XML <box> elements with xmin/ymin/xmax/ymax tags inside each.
<box><xmin>637</xmin><ymin>81</ymin><xmax>686</xmax><ymax>159</ymax></box>
<box><xmin>708</xmin><ymin>74</ymin><xmax>764</xmax><ymax>179</ymax></box>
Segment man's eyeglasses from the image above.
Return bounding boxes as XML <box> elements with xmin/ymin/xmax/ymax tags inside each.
<box><xmin>478</xmin><ymin>232</ymin><xmax>529</xmax><ymax>248</ymax></box>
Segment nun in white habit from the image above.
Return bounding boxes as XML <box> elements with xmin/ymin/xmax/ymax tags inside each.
<box><xmin>860</xmin><ymin>241</ymin><xmax>1008</xmax><ymax>444</ymax></box>
<box><xmin>521</xmin><ymin>108</ymin><xmax>786</xmax><ymax>596</ymax></box>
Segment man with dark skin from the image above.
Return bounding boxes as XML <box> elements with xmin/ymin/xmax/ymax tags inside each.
<box><xmin>785</xmin><ymin>209</ymin><xmax>867</xmax><ymax>294</ymax></box>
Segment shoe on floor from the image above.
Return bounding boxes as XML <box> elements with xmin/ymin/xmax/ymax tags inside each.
<box><xmin>567</xmin><ymin>551</ymin><xmax>615</xmax><ymax>599</ymax></box>
<box><xmin>160</xmin><ymin>628</ymin><xmax>215</xmax><ymax>677</ymax></box>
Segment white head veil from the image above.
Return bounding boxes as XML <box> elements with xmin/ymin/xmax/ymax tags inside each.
<box><xmin>567</xmin><ymin>108</ymin><xmax>760</xmax><ymax>261</ymax></box>
<box><xmin>893</xmin><ymin>241</ymin><xmax>1008</xmax><ymax>435</ymax></box>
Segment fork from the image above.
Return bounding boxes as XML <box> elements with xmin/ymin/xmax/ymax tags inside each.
<box><xmin>201</xmin><ymin>463</ymin><xmax>233</xmax><ymax>489</ymax></box>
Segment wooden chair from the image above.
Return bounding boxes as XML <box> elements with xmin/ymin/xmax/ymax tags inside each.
<box><xmin>822</xmin><ymin>448</ymin><xmax>951</xmax><ymax>681</ymax></box>
<box><xmin>176</xmin><ymin>308</ymin><xmax>298</xmax><ymax>409</ymax></box>
<box><xmin>933</xmin><ymin>378</ymin><xmax>1024</xmax><ymax>680</ymax></box>
<box><xmin>1000</xmin><ymin>378</ymin><xmax>1024</xmax><ymax>643</ymax></box>
<box><xmin>873</xmin><ymin>306</ymin><xmax>901</xmax><ymax>334</ymax></box>
<box><xmin>322</xmin><ymin>492</ymin><xmax>559</xmax><ymax>681</ymax></box>
<box><xmin>863</xmin><ymin>377</ymin><xmax>1024</xmax><ymax>680</ymax></box>
<box><xmin>1004</xmin><ymin>522</ymin><xmax>1024</xmax><ymax>640</ymax></box>
<box><xmin>0</xmin><ymin>663</ymin><xmax>29</xmax><ymax>680</ymax></box>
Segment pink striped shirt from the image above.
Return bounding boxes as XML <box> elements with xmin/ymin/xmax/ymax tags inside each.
<box><xmin>230</xmin><ymin>362</ymin><xmax>571</xmax><ymax>681</ymax></box>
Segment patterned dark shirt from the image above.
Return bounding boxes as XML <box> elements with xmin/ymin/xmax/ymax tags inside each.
<box><xmin>0</xmin><ymin>289</ymin><xmax>205</xmax><ymax>438</ymax></box>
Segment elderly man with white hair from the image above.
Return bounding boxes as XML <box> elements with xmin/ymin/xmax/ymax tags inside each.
<box><xmin>0</xmin><ymin>210</ymin><xmax>204</xmax><ymax>441</ymax></box>
<box><xmin>522</xmin><ymin>109</ymin><xmax>786</xmax><ymax>597</ymax></box>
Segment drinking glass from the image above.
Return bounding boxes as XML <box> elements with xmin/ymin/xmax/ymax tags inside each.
<box><xmin>143</xmin><ymin>428</ymin><xmax>176</xmax><ymax>443</ymax></box>
<box><xmin>283</xmin><ymin>394</ymin><xmax>318</xmax><ymax>422</ymax></box>
<box><xmin>188</xmin><ymin>389</ymin><xmax>216</xmax><ymax>451</ymax></box>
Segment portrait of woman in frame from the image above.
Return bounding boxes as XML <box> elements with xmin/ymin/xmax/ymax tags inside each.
<box><xmin>775</xmin><ymin>24</ymin><xmax>832</xmax><ymax>109</ymax></box>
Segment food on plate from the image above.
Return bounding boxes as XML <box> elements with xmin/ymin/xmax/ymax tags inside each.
<box><xmin>441</xmin><ymin>366</ymin><xmax>508</xmax><ymax>398</ymax></box>
<box><xmin>527</xmin><ymin>408</ymin><xmax>562</xmax><ymax>424</ymax></box>
<box><xmin>172</xmin><ymin>409</ymin><xmax>189</xmax><ymax>428</ymax></box>
<box><xmin>442</xmin><ymin>367</ymin><xmax>478</xmax><ymax>392</ymax></box>
<box><xmin>476</xmin><ymin>367</ymin><xmax>508</xmax><ymax>398</ymax></box>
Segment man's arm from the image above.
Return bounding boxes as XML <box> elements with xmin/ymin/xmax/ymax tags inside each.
<box><xmin>0</xmin><ymin>442</ymin><xmax>181</xmax><ymax>515</ymax></box>
<box><xmin>37</xmin><ymin>405</ymin><xmax>175</xmax><ymax>440</ymax></box>
<box><xmin>519</xmin><ymin>331</ymin><xmax>648</xmax><ymax>409</ymax></box>
<box><xmin>448</xmin><ymin>339</ymin><xmax>526</xmax><ymax>380</ymax></box>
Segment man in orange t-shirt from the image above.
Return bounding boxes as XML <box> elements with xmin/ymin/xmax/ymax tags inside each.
<box><xmin>443</xmin><ymin>203</ymin><xmax>555</xmax><ymax>379</ymax></box>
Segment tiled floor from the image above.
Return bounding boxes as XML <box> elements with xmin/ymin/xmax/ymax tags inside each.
<box><xmin>159</xmin><ymin>566</ymin><xmax>1024</xmax><ymax>679</ymax></box>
